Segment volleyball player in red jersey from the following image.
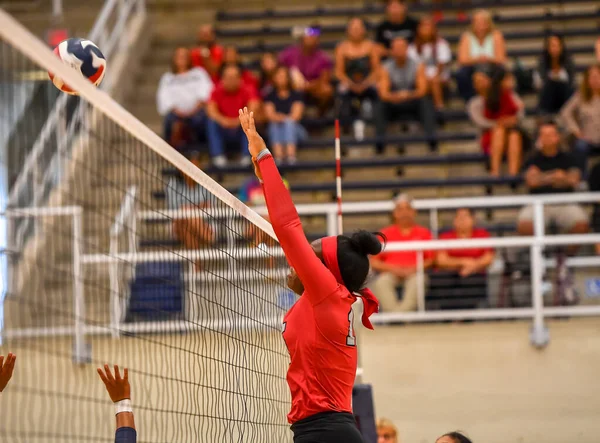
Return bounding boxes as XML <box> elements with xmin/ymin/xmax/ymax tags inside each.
<box><xmin>239</xmin><ymin>108</ymin><xmax>384</xmax><ymax>443</ymax></box>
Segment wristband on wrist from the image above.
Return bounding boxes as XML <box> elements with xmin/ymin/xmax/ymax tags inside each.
<box><xmin>115</xmin><ymin>399</ymin><xmax>133</xmax><ymax>415</ymax></box>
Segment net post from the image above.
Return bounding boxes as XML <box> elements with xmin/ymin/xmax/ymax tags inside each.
<box><xmin>530</xmin><ymin>201</ymin><xmax>549</xmax><ymax>348</ymax></box>
<box><xmin>72</xmin><ymin>207</ymin><xmax>90</xmax><ymax>363</ymax></box>
<box><xmin>334</xmin><ymin>119</ymin><xmax>343</xmax><ymax>235</ymax></box>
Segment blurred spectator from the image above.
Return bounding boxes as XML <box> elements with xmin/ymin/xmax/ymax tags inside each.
<box><xmin>587</xmin><ymin>162</ymin><xmax>600</xmax><ymax>254</ymax></box>
<box><xmin>456</xmin><ymin>9</ymin><xmax>507</xmax><ymax>102</ymax></box>
<box><xmin>97</xmin><ymin>364</ymin><xmax>137</xmax><ymax>443</ymax></box>
<box><xmin>239</xmin><ymin>176</ymin><xmax>289</xmax><ymax>249</ymax></box>
<box><xmin>534</xmin><ymin>33</ymin><xmax>575</xmax><ymax>115</ymax></box>
<box><xmin>279</xmin><ymin>26</ymin><xmax>334</xmax><ymax>114</ymax></box>
<box><xmin>467</xmin><ymin>66</ymin><xmax>524</xmax><ymax>176</ymax></box>
<box><xmin>221</xmin><ymin>46</ymin><xmax>260</xmax><ymax>95</ymax></box>
<box><xmin>258</xmin><ymin>52</ymin><xmax>278</xmax><ymax>97</ymax></box>
<box><xmin>517</xmin><ymin>121</ymin><xmax>588</xmax><ymax>238</ymax></box>
<box><xmin>166</xmin><ymin>154</ymin><xmax>215</xmax><ymax>253</ymax></box>
<box><xmin>156</xmin><ymin>47</ymin><xmax>214</xmax><ymax>149</ymax></box>
<box><xmin>408</xmin><ymin>16</ymin><xmax>452</xmax><ymax>109</ymax></box>
<box><xmin>560</xmin><ymin>64</ymin><xmax>600</xmax><ymax>176</ymax></box>
<box><xmin>206</xmin><ymin>64</ymin><xmax>259</xmax><ymax>167</ymax></box>
<box><xmin>264</xmin><ymin>65</ymin><xmax>306</xmax><ymax>164</ymax></box>
<box><xmin>335</xmin><ymin>17</ymin><xmax>380</xmax><ymax>140</ymax></box>
<box><xmin>190</xmin><ymin>24</ymin><xmax>224</xmax><ymax>83</ymax></box>
<box><xmin>376</xmin><ymin>418</ymin><xmax>398</xmax><ymax>443</ymax></box>
<box><xmin>375</xmin><ymin>38</ymin><xmax>437</xmax><ymax>153</ymax></box>
<box><xmin>431</xmin><ymin>0</ymin><xmax>469</xmax><ymax>23</ymax></box>
<box><xmin>436</xmin><ymin>208</ymin><xmax>495</xmax><ymax>277</ymax></box>
<box><xmin>436</xmin><ymin>432</ymin><xmax>473</xmax><ymax>443</ymax></box>
<box><xmin>375</xmin><ymin>0</ymin><xmax>419</xmax><ymax>54</ymax></box>
<box><xmin>370</xmin><ymin>194</ymin><xmax>434</xmax><ymax>313</ymax></box>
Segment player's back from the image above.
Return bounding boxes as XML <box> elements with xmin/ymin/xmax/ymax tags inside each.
<box><xmin>283</xmin><ymin>285</ymin><xmax>358</xmax><ymax>423</ymax></box>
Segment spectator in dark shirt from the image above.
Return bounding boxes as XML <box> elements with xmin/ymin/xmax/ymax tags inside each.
<box><xmin>375</xmin><ymin>0</ymin><xmax>419</xmax><ymax>54</ymax></box>
<box><xmin>190</xmin><ymin>24</ymin><xmax>224</xmax><ymax>83</ymax></box>
<box><xmin>97</xmin><ymin>364</ymin><xmax>137</xmax><ymax>443</ymax></box>
<box><xmin>264</xmin><ymin>65</ymin><xmax>306</xmax><ymax>164</ymax></box>
<box><xmin>206</xmin><ymin>64</ymin><xmax>259</xmax><ymax>167</ymax></box>
<box><xmin>335</xmin><ymin>17</ymin><xmax>380</xmax><ymax>140</ymax></box>
<box><xmin>221</xmin><ymin>46</ymin><xmax>260</xmax><ymax>96</ymax></box>
<box><xmin>437</xmin><ymin>208</ymin><xmax>495</xmax><ymax>277</ymax></box>
<box><xmin>587</xmin><ymin>162</ymin><xmax>600</xmax><ymax>254</ymax></box>
<box><xmin>374</xmin><ymin>38</ymin><xmax>437</xmax><ymax>153</ymax></box>
<box><xmin>517</xmin><ymin>121</ymin><xmax>588</xmax><ymax>237</ymax></box>
<box><xmin>534</xmin><ymin>33</ymin><xmax>575</xmax><ymax>115</ymax></box>
<box><xmin>258</xmin><ymin>52</ymin><xmax>278</xmax><ymax>97</ymax></box>
<box><xmin>279</xmin><ymin>26</ymin><xmax>334</xmax><ymax>114</ymax></box>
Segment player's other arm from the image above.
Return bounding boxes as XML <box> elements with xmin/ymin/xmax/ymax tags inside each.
<box><xmin>239</xmin><ymin>108</ymin><xmax>338</xmax><ymax>300</ymax></box>
<box><xmin>97</xmin><ymin>364</ymin><xmax>137</xmax><ymax>443</ymax></box>
<box><xmin>0</xmin><ymin>353</ymin><xmax>16</xmax><ymax>393</ymax></box>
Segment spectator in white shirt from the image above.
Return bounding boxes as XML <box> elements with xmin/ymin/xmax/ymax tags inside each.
<box><xmin>408</xmin><ymin>16</ymin><xmax>452</xmax><ymax>109</ymax></box>
<box><xmin>156</xmin><ymin>47</ymin><xmax>214</xmax><ymax>149</ymax></box>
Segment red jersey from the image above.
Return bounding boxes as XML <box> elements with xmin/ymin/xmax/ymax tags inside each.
<box><xmin>481</xmin><ymin>89</ymin><xmax>520</xmax><ymax>153</ymax></box>
<box><xmin>439</xmin><ymin>228</ymin><xmax>493</xmax><ymax>258</ymax></box>
<box><xmin>209</xmin><ymin>84</ymin><xmax>258</xmax><ymax>118</ymax></box>
<box><xmin>257</xmin><ymin>151</ymin><xmax>358</xmax><ymax>424</ymax></box>
<box><xmin>190</xmin><ymin>44</ymin><xmax>224</xmax><ymax>83</ymax></box>
<box><xmin>377</xmin><ymin>224</ymin><xmax>434</xmax><ymax>267</ymax></box>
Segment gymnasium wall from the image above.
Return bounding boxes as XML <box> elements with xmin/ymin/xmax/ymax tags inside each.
<box><xmin>361</xmin><ymin>318</ymin><xmax>600</xmax><ymax>443</ymax></box>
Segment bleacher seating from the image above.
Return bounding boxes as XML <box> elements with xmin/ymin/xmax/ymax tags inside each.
<box><xmin>127</xmin><ymin>0</ymin><xmax>600</xmax><ymax>313</ymax></box>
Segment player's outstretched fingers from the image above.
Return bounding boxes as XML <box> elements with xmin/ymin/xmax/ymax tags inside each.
<box><xmin>104</xmin><ymin>364</ymin><xmax>115</xmax><ymax>382</ymax></box>
<box><xmin>114</xmin><ymin>365</ymin><xmax>121</xmax><ymax>381</ymax></box>
<box><xmin>123</xmin><ymin>367</ymin><xmax>128</xmax><ymax>381</ymax></box>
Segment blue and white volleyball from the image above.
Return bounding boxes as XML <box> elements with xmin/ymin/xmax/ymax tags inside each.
<box><xmin>49</xmin><ymin>38</ymin><xmax>106</xmax><ymax>95</ymax></box>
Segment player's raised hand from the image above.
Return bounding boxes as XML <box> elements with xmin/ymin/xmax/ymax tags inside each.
<box><xmin>97</xmin><ymin>364</ymin><xmax>130</xmax><ymax>402</ymax></box>
<box><xmin>0</xmin><ymin>353</ymin><xmax>16</xmax><ymax>392</ymax></box>
<box><xmin>239</xmin><ymin>107</ymin><xmax>266</xmax><ymax>158</ymax></box>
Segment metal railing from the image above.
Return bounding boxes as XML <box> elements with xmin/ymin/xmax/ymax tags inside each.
<box><xmin>7</xmin><ymin>0</ymin><xmax>146</xmax><ymax>256</ymax></box>
<box><xmin>108</xmin><ymin>186</ymin><xmax>137</xmax><ymax>338</ymax></box>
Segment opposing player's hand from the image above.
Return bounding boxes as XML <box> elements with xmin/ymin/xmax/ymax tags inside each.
<box><xmin>97</xmin><ymin>364</ymin><xmax>131</xmax><ymax>402</ymax></box>
<box><xmin>0</xmin><ymin>353</ymin><xmax>16</xmax><ymax>392</ymax></box>
<box><xmin>239</xmin><ymin>107</ymin><xmax>267</xmax><ymax>158</ymax></box>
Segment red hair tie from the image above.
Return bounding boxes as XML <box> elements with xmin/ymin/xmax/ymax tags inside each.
<box><xmin>321</xmin><ymin>236</ymin><xmax>379</xmax><ymax>330</ymax></box>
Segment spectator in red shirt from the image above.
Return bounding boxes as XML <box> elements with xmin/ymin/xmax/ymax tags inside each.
<box><xmin>190</xmin><ymin>24</ymin><xmax>224</xmax><ymax>83</ymax></box>
<box><xmin>206</xmin><ymin>64</ymin><xmax>259</xmax><ymax>167</ymax></box>
<box><xmin>436</xmin><ymin>208</ymin><xmax>495</xmax><ymax>277</ymax></box>
<box><xmin>370</xmin><ymin>194</ymin><xmax>434</xmax><ymax>312</ymax></box>
<box><xmin>220</xmin><ymin>46</ymin><xmax>260</xmax><ymax>96</ymax></box>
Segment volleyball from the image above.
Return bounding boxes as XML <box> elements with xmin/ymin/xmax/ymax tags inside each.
<box><xmin>48</xmin><ymin>37</ymin><xmax>106</xmax><ymax>94</ymax></box>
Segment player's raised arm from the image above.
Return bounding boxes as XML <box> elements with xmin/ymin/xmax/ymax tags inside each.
<box><xmin>97</xmin><ymin>364</ymin><xmax>137</xmax><ymax>443</ymax></box>
<box><xmin>0</xmin><ymin>353</ymin><xmax>16</xmax><ymax>393</ymax></box>
<box><xmin>239</xmin><ymin>107</ymin><xmax>338</xmax><ymax>300</ymax></box>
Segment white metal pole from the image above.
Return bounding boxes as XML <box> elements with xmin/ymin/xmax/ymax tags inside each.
<box><xmin>416</xmin><ymin>250</ymin><xmax>425</xmax><ymax>312</ymax></box>
<box><xmin>108</xmin><ymin>234</ymin><xmax>120</xmax><ymax>339</ymax></box>
<box><xmin>530</xmin><ymin>201</ymin><xmax>549</xmax><ymax>348</ymax></box>
<box><xmin>430</xmin><ymin>208</ymin><xmax>439</xmax><ymax>238</ymax></box>
<box><xmin>52</xmin><ymin>0</ymin><xmax>63</xmax><ymax>18</ymax></box>
<box><xmin>72</xmin><ymin>209</ymin><xmax>88</xmax><ymax>362</ymax></box>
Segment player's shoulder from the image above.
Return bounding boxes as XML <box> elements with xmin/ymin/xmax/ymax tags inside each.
<box><xmin>438</xmin><ymin>230</ymin><xmax>456</xmax><ymax>240</ymax></box>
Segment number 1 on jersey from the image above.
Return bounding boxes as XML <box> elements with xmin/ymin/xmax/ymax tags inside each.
<box><xmin>346</xmin><ymin>308</ymin><xmax>356</xmax><ymax>346</ymax></box>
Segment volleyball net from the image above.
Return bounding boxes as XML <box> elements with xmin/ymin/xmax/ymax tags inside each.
<box><xmin>0</xmin><ymin>9</ymin><xmax>292</xmax><ymax>442</ymax></box>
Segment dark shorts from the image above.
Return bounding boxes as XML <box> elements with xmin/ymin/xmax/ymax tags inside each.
<box><xmin>291</xmin><ymin>412</ymin><xmax>364</xmax><ymax>443</ymax></box>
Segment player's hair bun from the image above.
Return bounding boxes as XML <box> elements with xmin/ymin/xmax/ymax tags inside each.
<box><xmin>348</xmin><ymin>230</ymin><xmax>385</xmax><ymax>256</ymax></box>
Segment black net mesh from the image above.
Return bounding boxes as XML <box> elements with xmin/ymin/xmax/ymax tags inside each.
<box><xmin>0</xmin><ymin>17</ymin><xmax>292</xmax><ymax>443</ymax></box>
